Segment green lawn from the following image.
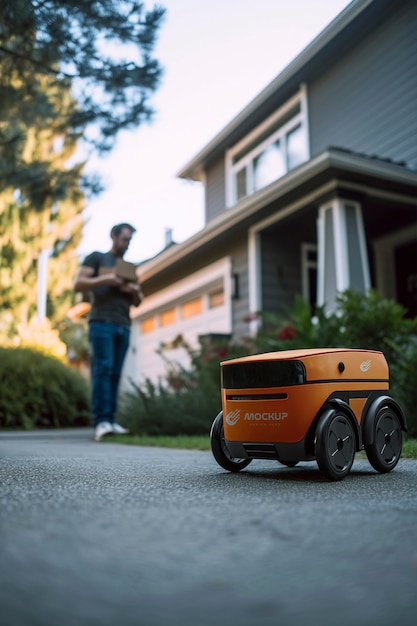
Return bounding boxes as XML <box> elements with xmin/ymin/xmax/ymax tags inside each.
<box><xmin>402</xmin><ymin>438</ymin><xmax>417</xmax><ymax>458</ymax></box>
<box><xmin>105</xmin><ymin>434</ymin><xmax>417</xmax><ymax>458</ymax></box>
<box><xmin>105</xmin><ymin>434</ymin><xmax>211</xmax><ymax>450</ymax></box>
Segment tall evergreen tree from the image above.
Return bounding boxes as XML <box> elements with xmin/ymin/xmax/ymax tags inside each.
<box><xmin>0</xmin><ymin>1</ymin><xmax>165</xmax><ymax>339</ymax></box>
<box><xmin>0</xmin><ymin>77</ymin><xmax>85</xmax><ymax>334</ymax></box>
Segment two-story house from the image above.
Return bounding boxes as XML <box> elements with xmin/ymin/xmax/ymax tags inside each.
<box><xmin>124</xmin><ymin>0</ymin><xmax>417</xmax><ymax>386</ymax></box>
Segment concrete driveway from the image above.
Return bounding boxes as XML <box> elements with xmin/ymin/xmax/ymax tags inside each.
<box><xmin>1</xmin><ymin>428</ymin><xmax>416</xmax><ymax>626</ymax></box>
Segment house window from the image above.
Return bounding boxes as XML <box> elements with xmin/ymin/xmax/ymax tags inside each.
<box><xmin>159</xmin><ymin>308</ymin><xmax>177</xmax><ymax>327</ymax></box>
<box><xmin>287</xmin><ymin>124</ymin><xmax>306</xmax><ymax>170</ymax></box>
<box><xmin>254</xmin><ymin>141</ymin><xmax>285</xmax><ymax>191</ymax></box>
<box><xmin>236</xmin><ymin>168</ymin><xmax>247</xmax><ymax>201</ymax></box>
<box><xmin>227</xmin><ymin>86</ymin><xmax>309</xmax><ymax>206</ymax></box>
<box><xmin>160</xmin><ymin>308</ymin><xmax>177</xmax><ymax>327</ymax></box>
<box><xmin>209</xmin><ymin>289</ymin><xmax>225</xmax><ymax>309</ymax></box>
<box><xmin>181</xmin><ymin>297</ymin><xmax>203</xmax><ymax>319</ymax></box>
<box><xmin>141</xmin><ymin>317</ymin><xmax>156</xmax><ymax>334</ymax></box>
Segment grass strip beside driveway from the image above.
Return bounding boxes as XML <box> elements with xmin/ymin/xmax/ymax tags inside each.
<box><xmin>105</xmin><ymin>435</ymin><xmax>417</xmax><ymax>457</ymax></box>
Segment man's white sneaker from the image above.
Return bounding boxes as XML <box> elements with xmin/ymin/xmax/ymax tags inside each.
<box><xmin>112</xmin><ymin>423</ymin><xmax>129</xmax><ymax>435</ymax></box>
<box><xmin>94</xmin><ymin>421</ymin><xmax>113</xmax><ymax>441</ymax></box>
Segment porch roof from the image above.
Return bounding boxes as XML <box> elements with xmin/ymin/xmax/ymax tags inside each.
<box><xmin>140</xmin><ymin>148</ymin><xmax>417</xmax><ymax>285</ymax></box>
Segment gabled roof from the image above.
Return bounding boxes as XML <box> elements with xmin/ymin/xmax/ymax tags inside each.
<box><xmin>177</xmin><ymin>0</ymin><xmax>393</xmax><ymax>182</ymax></box>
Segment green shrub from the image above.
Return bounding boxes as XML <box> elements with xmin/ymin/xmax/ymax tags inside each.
<box><xmin>336</xmin><ymin>290</ymin><xmax>417</xmax><ymax>365</ymax></box>
<box><xmin>118</xmin><ymin>378</ymin><xmax>219</xmax><ymax>436</ymax></box>
<box><xmin>335</xmin><ymin>290</ymin><xmax>417</xmax><ymax>436</ymax></box>
<box><xmin>385</xmin><ymin>337</ymin><xmax>417</xmax><ymax>438</ymax></box>
<box><xmin>0</xmin><ymin>347</ymin><xmax>90</xmax><ymax>429</ymax></box>
<box><xmin>118</xmin><ymin>337</ymin><xmax>248</xmax><ymax>436</ymax></box>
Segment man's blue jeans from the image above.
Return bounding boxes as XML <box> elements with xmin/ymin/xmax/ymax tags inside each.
<box><xmin>88</xmin><ymin>321</ymin><xmax>130</xmax><ymax>427</ymax></box>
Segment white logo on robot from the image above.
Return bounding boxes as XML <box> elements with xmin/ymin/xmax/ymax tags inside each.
<box><xmin>360</xmin><ymin>360</ymin><xmax>371</xmax><ymax>372</ymax></box>
<box><xmin>225</xmin><ymin>409</ymin><xmax>241</xmax><ymax>426</ymax></box>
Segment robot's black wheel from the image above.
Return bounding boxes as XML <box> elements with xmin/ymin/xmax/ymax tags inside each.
<box><xmin>210</xmin><ymin>412</ymin><xmax>252</xmax><ymax>472</ymax></box>
<box><xmin>315</xmin><ymin>409</ymin><xmax>355</xmax><ymax>481</ymax></box>
<box><xmin>278</xmin><ymin>460</ymin><xmax>299</xmax><ymax>467</ymax></box>
<box><xmin>365</xmin><ymin>404</ymin><xmax>402</xmax><ymax>473</ymax></box>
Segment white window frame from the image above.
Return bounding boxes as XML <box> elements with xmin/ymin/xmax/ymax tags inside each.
<box><xmin>226</xmin><ymin>84</ymin><xmax>309</xmax><ymax>207</ymax></box>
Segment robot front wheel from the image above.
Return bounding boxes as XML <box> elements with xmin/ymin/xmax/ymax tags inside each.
<box><xmin>315</xmin><ymin>409</ymin><xmax>356</xmax><ymax>481</ymax></box>
<box><xmin>210</xmin><ymin>412</ymin><xmax>252</xmax><ymax>472</ymax></box>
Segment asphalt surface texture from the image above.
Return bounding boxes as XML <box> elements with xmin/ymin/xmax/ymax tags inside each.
<box><xmin>1</xmin><ymin>428</ymin><xmax>416</xmax><ymax>626</ymax></box>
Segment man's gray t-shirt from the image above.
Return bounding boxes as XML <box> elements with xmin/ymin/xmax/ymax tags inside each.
<box><xmin>82</xmin><ymin>251</ymin><xmax>132</xmax><ymax>327</ymax></box>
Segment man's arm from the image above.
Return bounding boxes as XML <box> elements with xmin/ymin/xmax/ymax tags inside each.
<box><xmin>73</xmin><ymin>265</ymin><xmax>123</xmax><ymax>292</ymax></box>
<box><xmin>120</xmin><ymin>280</ymin><xmax>144</xmax><ymax>307</ymax></box>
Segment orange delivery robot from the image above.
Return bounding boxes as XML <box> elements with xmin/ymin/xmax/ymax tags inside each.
<box><xmin>210</xmin><ymin>348</ymin><xmax>407</xmax><ymax>481</ymax></box>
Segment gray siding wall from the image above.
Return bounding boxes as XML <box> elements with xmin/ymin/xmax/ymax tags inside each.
<box><xmin>309</xmin><ymin>0</ymin><xmax>417</xmax><ymax>169</ymax></box>
<box><xmin>205</xmin><ymin>158</ymin><xmax>226</xmax><ymax>224</ymax></box>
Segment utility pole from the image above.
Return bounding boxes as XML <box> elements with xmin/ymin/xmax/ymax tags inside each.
<box><xmin>37</xmin><ymin>248</ymin><xmax>50</xmax><ymax>321</ymax></box>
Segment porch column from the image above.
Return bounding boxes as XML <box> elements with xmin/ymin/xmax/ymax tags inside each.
<box><xmin>317</xmin><ymin>199</ymin><xmax>370</xmax><ymax>313</ymax></box>
<box><xmin>248</xmin><ymin>228</ymin><xmax>262</xmax><ymax>336</ymax></box>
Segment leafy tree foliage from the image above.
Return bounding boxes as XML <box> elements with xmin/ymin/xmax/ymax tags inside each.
<box><xmin>0</xmin><ymin>1</ymin><xmax>165</xmax><ymax>153</ymax></box>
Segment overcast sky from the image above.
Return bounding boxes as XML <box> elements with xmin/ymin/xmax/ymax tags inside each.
<box><xmin>79</xmin><ymin>0</ymin><xmax>352</xmax><ymax>263</ymax></box>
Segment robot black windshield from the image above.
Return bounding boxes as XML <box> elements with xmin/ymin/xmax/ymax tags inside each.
<box><xmin>221</xmin><ymin>360</ymin><xmax>306</xmax><ymax>389</ymax></box>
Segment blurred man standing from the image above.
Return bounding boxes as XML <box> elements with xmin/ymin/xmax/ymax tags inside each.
<box><xmin>74</xmin><ymin>223</ymin><xmax>143</xmax><ymax>441</ymax></box>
